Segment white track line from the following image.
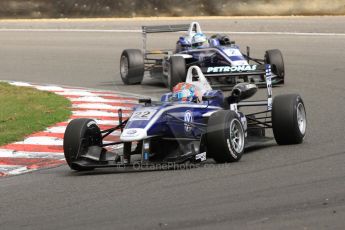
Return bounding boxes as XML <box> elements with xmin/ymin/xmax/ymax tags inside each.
<box><xmin>208</xmin><ymin>31</ymin><xmax>345</xmax><ymax>36</ymax></box>
<box><xmin>44</xmin><ymin>124</ymin><xmax>121</xmax><ymax>134</ymax></box>
<box><xmin>46</xmin><ymin>124</ymin><xmax>120</xmax><ymax>134</ymax></box>
<box><xmin>34</xmin><ymin>86</ymin><xmax>66</xmax><ymax>91</ymax></box>
<box><xmin>91</xmin><ymin>119</ymin><xmax>120</xmax><ymax>126</ymax></box>
<box><xmin>69</xmin><ymin>96</ymin><xmax>137</xmax><ymax>103</ymax></box>
<box><xmin>14</xmin><ymin>136</ymin><xmax>63</xmax><ymax>146</ymax></box>
<box><xmin>1</xmin><ymin>28</ymin><xmax>345</xmax><ymax>36</ymax></box>
<box><xmin>45</xmin><ymin>126</ymin><xmax>67</xmax><ymax>134</ymax></box>
<box><xmin>9</xmin><ymin>82</ymin><xmax>33</xmax><ymax>86</ymax></box>
<box><xmin>55</xmin><ymin>91</ymin><xmax>97</xmax><ymax>96</ymax></box>
<box><xmin>72</xmin><ymin>110</ymin><xmax>131</xmax><ymax>117</ymax></box>
<box><xmin>56</xmin><ymin>91</ymin><xmax>126</xmax><ymax>97</ymax></box>
<box><xmin>72</xmin><ymin>103</ymin><xmax>132</xmax><ymax>110</ymax></box>
<box><xmin>0</xmin><ymin>149</ymin><xmax>64</xmax><ymax>159</ymax></box>
<box><xmin>0</xmin><ymin>165</ymin><xmax>33</xmax><ymax>175</ymax></box>
<box><xmin>65</xmin><ymin>119</ymin><xmax>121</xmax><ymax>126</ymax></box>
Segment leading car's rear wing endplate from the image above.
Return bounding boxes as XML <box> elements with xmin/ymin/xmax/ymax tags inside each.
<box><xmin>142</xmin><ymin>22</ymin><xmax>202</xmax><ymax>57</ymax></box>
<box><xmin>236</xmin><ymin>64</ymin><xmax>273</xmax><ymax>111</ymax></box>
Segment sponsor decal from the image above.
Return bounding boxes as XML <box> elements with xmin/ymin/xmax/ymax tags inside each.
<box><xmin>265</xmin><ymin>64</ymin><xmax>273</xmax><ymax>111</ymax></box>
<box><xmin>121</xmin><ymin>129</ymin><xmax>147</xmax><ymax>140</ymax></box>
<box><xmin>240</xmin><ymin>116</ymin><xmax>247</xmax><ymax>131</ymax></box>
<box><xmin>184</xmin><ymin>110</ymin><xmax>193</xmax><ymax>133</ymax></box>
<box><xmin>195</xmin><ymin>152</ymin><xmax>206</xmax><ymax>161</ymax></box>
<box><xmin>126</xmin><ymin>129</ymin><xmax>137</xmax><ymax>135</ymax></box>
<box><xmin>207</xmin><ymin>65</ymin><xmax>257</xmax><ymax>73</ymax></box>
<box><xmin>230</xmin><ymin>103</ymin><xmax>238</xmax><ymax>112</ymax></box>
<box><xmin>268</xmin><ymin>98</ymin><xmax>273</xmax><ymax>111</ymax></box>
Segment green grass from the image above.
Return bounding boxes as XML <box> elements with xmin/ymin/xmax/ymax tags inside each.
<box><xmin>0</xmin><ymin>82</ymin><xmax>71</xmax><ymax>146</ymax></box>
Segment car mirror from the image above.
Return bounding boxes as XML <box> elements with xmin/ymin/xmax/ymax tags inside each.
<box><xmin>139</xmin><ymin>98</ymin><xmax>152</xmax><ymax>105</ymax></box>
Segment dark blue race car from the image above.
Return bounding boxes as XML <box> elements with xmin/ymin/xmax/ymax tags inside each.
<box><xmin>64</xmin><ymin>65</ymin><xmax>306</xmax><ymax>171</ymax></box>
<box><xmin>120</xmin><ymin>22</ymin><xmax>285</xmax><ymax>90</ymax></box>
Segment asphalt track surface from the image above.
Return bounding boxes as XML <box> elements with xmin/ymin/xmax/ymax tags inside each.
<box><xmin>1</xmin><ymin>17</ymin><xmax>345</xmax><ymax>229</ymax></box>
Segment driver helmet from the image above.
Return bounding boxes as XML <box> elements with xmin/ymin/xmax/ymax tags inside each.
<box><xmin>191</xmin><ymin>33</ymin><xmax>208</xmax><ymax>48</ymax></box>
<box><xmin>172</xmin><ymin>83</ymin><xmax>198</xmax><ymax>102</ymax></box>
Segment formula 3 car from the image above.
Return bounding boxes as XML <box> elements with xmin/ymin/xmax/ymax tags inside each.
<box><xmin>120</xmin><ymin>22</ymin><xmax>285</xmax><ymax>90</ymax></box>
<box><xmin>64</xmin><ymin>65</ymin><xmax>306</xmax><ymax>171</ymax></box>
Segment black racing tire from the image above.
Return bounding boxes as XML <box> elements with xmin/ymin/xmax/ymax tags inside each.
<box><xmin>63</xmin><ymin>118</ymin><xmax>102</xmax><ymax>171</ymax></box>
<box><xmin>265</xmin><ymin>49</ymin><xmax>285</xmax><ymax>84</ymax></box>
<box><xmin>120</xmin><ymin>49</ymin><xmax>145</xmax><ymax>85</ymax></box>
<box><xmin>168</xmin><ymin>56</ymin><xmax>186</xmax><ymax>90</ymax></box>
<box><xmin>207</xmin><ymin>110</ymin><xmax>245</xmax><ymax>163</ymax></box>
<box><xmin>272</xmin><ymin>94</ymin><xmax>307</xmax><ymax>145</ymax></box>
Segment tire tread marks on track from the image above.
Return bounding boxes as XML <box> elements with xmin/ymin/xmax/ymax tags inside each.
<box><xmin>0</xmin><ymin>82</ymin><xmax>137</xmax><ymax>177</ymax></box>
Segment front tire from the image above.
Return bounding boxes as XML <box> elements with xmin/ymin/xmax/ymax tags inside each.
<box><xmin>207</xmin><ymin>111</ymin><xmax>245</xmax><ymax>163</ymax></box>
<box><xmin>63</xmin><ymin>118</ymin><xmax>102</xmax><ymax>171</ymax></box>
<box><xmin>167</xmin><ymin>56</ymin><xmax>186</xmax><ymax>90</ymax></box>
<box><xmin>120</xmin><ymin>49</ymin><xmax>145</xmax><ymax>85</ymax></box>
<box><xmin>265</xmin><ymin>49</ymin><xmax>285</xmax><ymax>84</ymax></box>
<box><xmin>272</xmin><ymin>94</ymin><xmax>307</xmax><ymax>145</ymax></box>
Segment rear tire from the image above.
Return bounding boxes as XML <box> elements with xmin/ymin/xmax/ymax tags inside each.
<box><xmin>265</xmin><ymin>49</ymin><xmax>285</xmax><ymax>84</ymax></box>
<box><xmin>168</xmin><ymin>56</ymin><xmax>186</xmax><ymax>90</ymax></box>
<box><xmin>207</xmin><ymin>111</ymin><xmax>245</xmax><ymax>163</ymax></box>
<box><xmin>63</xmin><ymin>118</ymin><xmax>102</xmax><ymax>171</ymax></box>
<box><xmin>272</xmin><ymin>94</ymin><xmax>307</xmax><ymax>145</ymax></box>
<box><xmin>120</xmin><ymin>49</ymin><xmax>144</xmax><ymax>85</ymax></box>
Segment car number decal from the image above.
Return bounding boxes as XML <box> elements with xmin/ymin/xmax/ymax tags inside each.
<box><xmin>130</xmin><ymin>109</ymin><xmax>156</xmax><ymax>121</ymax></box>
<box><xmin>223</xmin><ymin>48</ymin><xmax>242</xmax><ymax>57</ymax></box>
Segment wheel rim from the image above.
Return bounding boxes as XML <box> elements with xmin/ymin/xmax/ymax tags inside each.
<box><xmin>120</xmin><ymin>56</ymin><xmax>129</xmax><ymax>78</ymax></box>
<box><xmin>77</xmin><ymin>125</ymin><xmax>102</xmax><ymax>159</ymax></box>
<box><xmin>230</xmin><ymin>119</ymin><xmax>244</xmax><ymax>153</ymax></box>
<box><xmin>297</xmin><ymin>102</ymin><xmax>307</xmax><ymax>135</ymax></box>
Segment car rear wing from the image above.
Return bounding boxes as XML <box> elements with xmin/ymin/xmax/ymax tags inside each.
<box><xmin>142</xmin><ymin>22</ymin><xmax>202</xmax><ymax>57</ymax></box>
<box><xmin>187</xmin><ymin>65</ymin><xmax>273</xmax><ymax>111</ymax></box>
<box><xmin>142</xmin><ymin>24</ymin><xmax>190</xmax><ymax>34</ymax></box>
<box><xmin>203</xmin><ymin>64</ymin><xmax>273</xmax><ymax>110</ymax></box>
